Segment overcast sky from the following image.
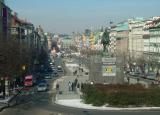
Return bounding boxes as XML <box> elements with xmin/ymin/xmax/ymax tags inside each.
<box><xmin>7</xmin><ymin>0</ymin><xmax>160</xmax><ymax>34</ymax></box>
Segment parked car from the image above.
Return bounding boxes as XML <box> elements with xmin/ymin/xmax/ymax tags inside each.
<box><xmin>44</xmin><ymin>73</ymin><xmax>52</xmax><ymax>79</ymax></box>
<box><xmin>146</xmin><ymin>72</ymin><xmax>156</xmax><ymax>80</ymax></box>
<box><xmin>37</xmin><ymin>83</ymin><xmax>48</xmax><ymax>92</ymax></box>
<box><xmin>57</xmin><ymin>66</ymin><xmax>63</xmax><ymax>72</ymax></box>
<box><xmin>52</xmin><ymin>66</ymin><xmax>57</xmax><ymax>71</ymax></box>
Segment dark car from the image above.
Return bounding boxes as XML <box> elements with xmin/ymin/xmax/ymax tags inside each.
<box><xmin>44</xmin><ymin>73</ymin><xmax>52</xmax><ymax>79</ymax></box>
<box><xmin>36</xmin><ymin>79</ymin><xmax>48</xmax><ymax>85</ymax></box>
<box><xmin>52</xmin><ymin>72</ymin><xmax>59</xmax><ymax>77</ymax></box>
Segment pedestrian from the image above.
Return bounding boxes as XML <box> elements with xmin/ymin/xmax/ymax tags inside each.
<box><xmin>73</xmin><ymin>71</ymin><xmax>75</xmax><ymax>76</ymax></box>
<box><xmin>73</xmin><ymin>70</ymin><xmax>77</xmax><ymax>76</ymax></box>
<box><xmin>75</xmin><ymin>70</ymin><xmax>77</xmax><ymax>75</ymax></box>
<box><xmin>56</xmin><ymin>83</ymin><xmax>59</xmax><ymax>91</ymax></box>
<box><xmin>77</xmin><ymin>74</ymin><xmax>79</xmax><ymax>78</ymax></box>
<box><xmin>71</xmin><ymin>82</ymin><xmax>74</xmax><ymax>91</ymax></box>
<box><xmin>68</xmin><ymin>81</ymin><xmax>72</xmax><ymax>91</ymax></box>
<box><xmin>81</xmin><ymin>83</ymin><xmax>84</xmax><ymax>91</ymax></box>
<box><xmin>77</xmin><ymin>82</ymin><xmax>80</xmax><ymax>89</ymax></box>
<box><xmin>76</xmin><ymin>82</ymin><xmax>80</xmax><ymax>93</ymax></box>
<box><xmin>82</xmin><ymin>68</ymin><xmax>83</xmax><ymax>72</ymax></box>
<box><xmin>74</xmin><ymin>78</ymin><xmax>78</xmax><ymax>86</ymax></box>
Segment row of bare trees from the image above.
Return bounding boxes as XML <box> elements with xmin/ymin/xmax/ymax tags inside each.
<box><xmin>0</xmin><ymin>38</ymin><xmax>42</xmax><ymax>84</ymax></box>
<box><xmin>0</xmin><ymin>35</ymin><xmax>49</xmax><ymax>97</ymax></box>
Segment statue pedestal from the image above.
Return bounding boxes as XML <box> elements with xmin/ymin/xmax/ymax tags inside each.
<box><xmin>102</xmin><ymin>52</ymin><xmax>110</xmax><ymax>57</ymax></box>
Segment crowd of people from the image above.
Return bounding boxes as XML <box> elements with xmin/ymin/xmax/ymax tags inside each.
<box><xmin>68</xmin><ymin>78</ymin><xmax>80</xmax><ymax>92</ymax></box>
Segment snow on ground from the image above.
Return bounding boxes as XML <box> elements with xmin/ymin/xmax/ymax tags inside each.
<box><xmin>55</xmin><ymin>99</ymin><xmax>160</xmax><ymax>111</ymax></box>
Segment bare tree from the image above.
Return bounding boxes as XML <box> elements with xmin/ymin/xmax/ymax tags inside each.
<box><xmin>0</xmin><ymin>38</ymin><xmax>38</xmax><ymax>97</ymax></box>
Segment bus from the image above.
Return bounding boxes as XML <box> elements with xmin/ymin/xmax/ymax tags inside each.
<box><xmin>24</xmin><ymin>75</ymin><xmax>36</xmax><ymax>87</ymax></box>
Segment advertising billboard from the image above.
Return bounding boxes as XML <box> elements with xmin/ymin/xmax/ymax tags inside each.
<box><xmin>102</xmin><ymin>58</ymin><xmax>116</xmax><ymax>77</ymax></box>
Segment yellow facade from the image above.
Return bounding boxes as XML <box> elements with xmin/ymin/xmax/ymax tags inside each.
<box><xmin>89</xmin><ymin>32</ymin><xmax>94</xmax><ymax>49</ymax></box>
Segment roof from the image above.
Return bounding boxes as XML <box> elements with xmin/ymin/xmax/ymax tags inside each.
<box><xmin>144</xmin><ymin>17</ymin><xmax>160</xmax><ymax>29</ymax></box>
<box><xmin>1</xmin><ymin>1</ymin><xmax>12</xmax><ymax>12</ymax></box>
<box><xmin>12</xmin><ymin>14</ymin><xmax>33</xmax><ymax>26</ymax></box>
<box><xmin>113</xmin><ymin>22</ymin><xmax>129</xmax><ymax>31</ymax></box>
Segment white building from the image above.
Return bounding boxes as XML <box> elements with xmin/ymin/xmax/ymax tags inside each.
<box><xmin>143</xmin><ymin>17</ymin><xmax>160</xmax><ymax>62</ymax></box>
<box><xmin>128</xmin><ymin>18</ymin><xmax>145</xmax><ymax>59</ymax></box>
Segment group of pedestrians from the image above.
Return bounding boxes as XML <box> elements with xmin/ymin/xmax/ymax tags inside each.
<box><xmin>68</xmin><ymin>78</ymin><xmax>80</xmax><ymax>92</ymax></box>
<box><xmin>73</xmin><ymin>67</ymin><xmax>84</xmax><ymax>77</ymax></box>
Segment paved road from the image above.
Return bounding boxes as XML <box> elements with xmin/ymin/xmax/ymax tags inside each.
<box><xmin>1</xmin><ymin>57</ymin><xmax>160</xmax><ymax>115</ymax></box>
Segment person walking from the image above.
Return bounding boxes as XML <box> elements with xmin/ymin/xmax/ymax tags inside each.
<box><xmin>74</xmin><ymin>78</ymin><xmax>78</xmax><ymax>87</ymax></box>
<box><xmin>77</xmin><ymin>82</ymin><xmax>80</xmax><ymax>89</ymax></box>
<box><xmin>71</xmin><ymin>82</ymin><xmax>74</xmax><ymax>91</ymax></box>
<box><xmin>76</xmin><ymin>82</ymin><xmax>81</xmax><ymax>94</ymax></box>
<box><xmin>56</xmin><ymin>83</ymin><xmax>59</xmax><ymax>92</ymax></box>
<box><xmin>68</xmin><ymin>81</ymin><xmax>72</xmax><ymax>91</ymax></box>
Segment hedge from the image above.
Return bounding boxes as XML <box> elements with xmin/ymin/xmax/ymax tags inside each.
<box><xmin>81</xmin><ymin>84</ymin><xmax>160</xmax><ymax>107</ymax></box>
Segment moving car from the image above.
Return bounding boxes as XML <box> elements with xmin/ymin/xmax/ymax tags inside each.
<box><xmin>37</xmin><ymin>83</ymin><xmax>48</xmax><ymax>92</ymax></box>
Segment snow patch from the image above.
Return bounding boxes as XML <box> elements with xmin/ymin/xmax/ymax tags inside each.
<box><xmin>55</xmin><ymin>99</ymin><xmax>160</xmax><ymax>110</ymax></box>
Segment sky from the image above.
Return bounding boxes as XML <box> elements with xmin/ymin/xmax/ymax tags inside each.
<box><xmin>7</xmin><ymin>0</ymin><xmax>160</xmax><ymax>34</ymax></box>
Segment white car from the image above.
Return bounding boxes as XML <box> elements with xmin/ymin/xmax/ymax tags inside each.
<box><xmin>56</xmin><ymin>52</ymin><xmax>62</xmax><ymax>57</ymax></box>
<box><xmin>37</xmin><ymin>83</ymin><xmax>48</xmax><ymax>92</ymax></box>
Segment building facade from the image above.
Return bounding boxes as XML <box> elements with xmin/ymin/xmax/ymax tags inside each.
<box><xmin>143</xmin><ymin>17</ymin><xmax>160</xmax><ymax>62</ymax></box>
<box><xmin>11</xmin><ymin>13</ymin><xmax>35</xmax><ymax>48</ymax></box>
<box><xmin>128</xmin><ymin>18</ymin><xmax>145</xmax><ymax>60</ymax></box>
<box><xmin>109</xmin><ymin>21</ymin><xmax>129</xmax><ymax>59</ymax></box>
<box><xmin>0</xmin><ymin>0</ymin><xmax>11</xmax><ymax>39</ymax></box>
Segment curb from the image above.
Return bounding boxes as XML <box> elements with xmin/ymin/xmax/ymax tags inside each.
<box><xmin>55</xmin><ymin>99</ymin><xmax>160</xmax><ymax>111</ymax></box>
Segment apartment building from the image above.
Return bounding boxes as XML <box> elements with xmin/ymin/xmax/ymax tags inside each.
<box><xmin>0</xmin><ymin>0</ymin><xmax>11</xmax><ymax>39</ymax></box>
<box><xmin>143</xmin><ymin>17</ymin><xmax>160</xmax><ymax>62</ymax></box>
<box><xmin>128</xmin><ymin>18</ymin><xmax>145</xmax><ymax>59</ymax></box>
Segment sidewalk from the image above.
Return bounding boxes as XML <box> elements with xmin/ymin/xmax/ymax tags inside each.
<box><xmin>54</xmin><ymin>59</ymin><xmax>89</xmax><ymax>100</ymax></box>
<box><xmin>0</xmin><ymin>96</ymin><xmax>13</xmax><ymax>111</ymax></box>
<box><xmin>0</xmin><ymin>87</ymin><xmax>23</xmax><ymax>111</ymax></box>
<box><xmin>0</xmin><ymin>96</ymin><xmax>14</xmax><ymax>103</ymax></box>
